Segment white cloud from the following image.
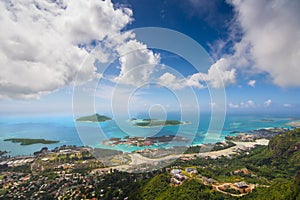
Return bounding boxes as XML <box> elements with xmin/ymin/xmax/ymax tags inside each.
<box><xmin>0</xmin><ymin>0</ymin><xmax>160</xmax><ymax>99</ymax></box>
<box><xmin>248</xmin><ymin>80</ymin><xmax>256</xmax><ymax>87</ymax></box>
<box><xmin>283</xmin><ymin>103</ymin><xmax>292</xmax><ymax>108</ymax></box>
<box><xmin>158</xmin><ymin>58</ymin><xmax>236</xmax><ymax>89</ymax></box>
<box><xmin>228</xmin><ymin>102</ymin><xmax>239</xmax><ymax>108</ymax></box>
<box><xmin>158</xmin><ymin>58</ymin><xmax>236</xmax><ymax>90</ymax></box>
<box><xmin>264</xmin><ymin>99</ymin><xmax>272</xmax><ymax>107</ymax></box>
<box><xmin>228</xmin><ymin>100</ymin><xmax>256</xmax><ymax>109</ymax></box>
<box><xmin>190</xmin><ymin>58</ymin><xmax>236</xmax><ymax>88</ymax></box>
<box><xmin>243</xmin><ymin>100</ymin><xmax>256</xmax><ymax>108</ymax></box>
<box><xmin>158</xmin><ymin>72</ymin><xmax>186</xmax><ymax>90</ymax></box>
<box><xmin>205</xmin><ymin>58</ymin><xmax>237</xmax><ymax>88</ymax></box>
<box><xmin>226</xmin><ymin>0</ymin><xmax>300</xmax><ymax>87</ymax></box>
<box><xmin>0</xmin><ymin>0</ymin><xmax>127</xmax><ymax>99</ymax></box>
<box><xmin>114</xmin><ymin>39</ymin><xmax>160</xmax><ymax>86</ymax></box>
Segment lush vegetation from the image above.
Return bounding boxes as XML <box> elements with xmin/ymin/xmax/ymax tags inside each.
<box><xmin>184</xmin><ymin>141</ymin><xmax>236</xmax><ymax>154</ymax></box>
<box><xmin>139</xmin><ymin>175</ymin><xmax>226</xmax><ymax>200</ymax></box>
<box><xmin>135</xmin><ymin>119</ymin><xmax>182</xmax><ymax>127</ymax></box>
<box><xmin>76</xmin><ymin>113</ymin><xmax>112</xmax><ymax>122</ymax></box>
<box><xmin>1</xmin><ymin>129</ymin><xmax>299</xmax><ymax>199</ymax></box>
<box><xmin>92</xmin><ymin>148</ymin><xmax>123</xmax><ymax>158</ymax></box>
<box><xmin>244</xmin><ymin>176</ymin><xmax>300</xmax><ymax>200</ymax></box>
<box><xmin>137</xmin><ymin>128</ymin><xmax>300</xmax><ymax>199</ymax></box>
<box><xmin>4</xmin><ymin>138</ymin><xmax>59</xmax><ymax>145</ymax></box>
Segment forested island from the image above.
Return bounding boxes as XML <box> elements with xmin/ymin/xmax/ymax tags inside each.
<box><xmin>4</xmin><ymin>138</ymin><xmax>59</xmax><ymax>145</ymax></box>
<box><xmin>133</xmin><ymin>118</ymin><xmax>185</xmax><ymax>127</ymax></box>
<box><xmin>76</xmin><ymin>114</ymin><xmax>112</xmax><ymax>122</ymax></box>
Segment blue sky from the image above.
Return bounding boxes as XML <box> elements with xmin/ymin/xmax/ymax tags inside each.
<box><xmin>0</xmin><ymin>0</ymin><xmax>300</xmax><ymax>116</ymax></box>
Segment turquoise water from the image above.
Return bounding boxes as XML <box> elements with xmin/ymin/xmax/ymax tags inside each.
<box><xmin>0</xmin><ymin>113</ymin><xmax>298</xmax><ymax>156</ymax></box>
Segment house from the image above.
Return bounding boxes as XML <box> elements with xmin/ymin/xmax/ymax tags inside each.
<box><xmin>185</xmin><ymin>168</ymin><xmax>198</xmax><ymax>174</ymax></box>
<box><xmin>170</xmin><ymin>178</ymin><xmax>181</xmax><ymax>185</ymax></box>
<box><xmin>170</xmin><ymin>169</ymin><xmax>181</xmax><ymax>175</ymax></box>
<box><xmin>234</xmin><ymin>181</ymin><xmax>249</xmax><ymax>188</ymax></box>
<box><xmin>174</xmin><ymin>174</ymin><xmax>185</xmax><ymax>181</ymax></box>
<box><xmin>233</xmin><ymin>168</ymin><xmax>250</xmax><ymax>175</ymax></box>
<box><xmin>202</xmin><ymin>177</ymin><xmax>214</xmax><ymax>184</ymax></box>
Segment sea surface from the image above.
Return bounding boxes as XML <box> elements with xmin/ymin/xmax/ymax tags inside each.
<box><xmin>0</xmin><ymin>113</ymin><xmax>299</xmax><ymax>156</ymax></box>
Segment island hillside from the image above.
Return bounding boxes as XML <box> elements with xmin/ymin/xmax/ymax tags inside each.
<box><xmin>133</xmin><ymin>119</ymin><xmax>182</xmax><ymax>127</ymax></box>
<box><xmin>76</xmin><ymin>113</ymin><xmax>112</xmax><ymax>122</ymax></box>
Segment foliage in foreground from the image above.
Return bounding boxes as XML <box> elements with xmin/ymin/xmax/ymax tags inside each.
<box><xmin>138</xmin><ymin>129</ymin><xmax>300</xmax><ymax>200</ymax></box>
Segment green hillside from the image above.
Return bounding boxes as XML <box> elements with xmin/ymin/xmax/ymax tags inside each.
<box><xmin>4</xmin><ymin>138</ymin><xmax>59</xmax><ymax>145</ymax></box>
<box><xmin>134</xmin><ymin>119</ymin><xmax>181</xmax><ymax>127</ymax></box>
<box><xmin>137</xmin><ymin>129</ymin><xmax>300</xmax><ymax>200</ymax></box>
<box><xmin>76</xmin><ymin>114</ymin><xmax>112</xmax><ymax>122</ymax></box>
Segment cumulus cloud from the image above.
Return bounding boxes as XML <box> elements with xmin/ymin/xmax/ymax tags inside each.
<box><xmin>242</xmin><ymin>100</ymin><xmax>256</xmax><ymax>108</ymax></box>
<box><xmin>225</xmin><ymin>0</ymin><xmax>300</xmax><ymax>87</ymax></box>
<box><xmin>264</xmin><ymin>99</ymin><xmax>272</xmax><ymax>107</ymax></box>
<box><xmin>196</xmin><ymin>58</ymin><xmax>236</xmax><ymax>88</ymax></box>
<box><xmin>176</xmin><ymin>58</ymin><xmax>237</xmax><ymax>89</ymax></box>
<box><xmin>114</xmin><ymin>40</ymin><xmax>160</xmax><ymax>86</ymax></box>
<box><xmin>158</xmin><ymin>58</ymin><xmax>236</xmax><ymax>90</ymax></box>
<box><xmin>283</xmin><ymin>103</ymin><xmax>292</xmax><ymax>108</ymax></box>
<box><xmin>0</xmin><ymin>0</ymin><xmax>159</xmax><ymax>99</ymax></box>
<box><xmin>158</xmin><ymin>72</ymin><xmax>186</xmax><ymax>90</ymax></box>
<box><xmin>248</xmin><ymin>80</ymin><xmax>256</xmax><ymax>87</ymax></box>
<box><xmin>228</xmin><ymin>100</ymin><xmax>256</xmax><ymax>109</ymax></box>
<box><xmin>228</xmin><ymin>102</ymin><xmax>239</xmax><ymax>108</ymax></box>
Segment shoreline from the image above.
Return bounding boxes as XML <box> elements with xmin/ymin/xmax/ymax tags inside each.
<box><xmin>90</xmin><ymin>138</ymin><xmax>270</xmax><ymax>172</ymax></box>
<box><xmin>0</xmin><ymin>126</ymin><xmax>291</xmax><ymax>158</ymax></box>
<box><xmin>126</xmin><ymin>139</ymin><xmax>269</xmax><ymax>166</ymax></box>
<box><xmin>286</xmin><ymin>121</ymin><xmax>300</xmax><ymax>127</ymax></box>
<box><xmin>0</xmin><ymin>137</ymin><xmax>271</xmax><ymax>174</ymax></box>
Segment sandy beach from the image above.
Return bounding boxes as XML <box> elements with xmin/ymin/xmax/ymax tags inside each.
<box><xmin>127</xmin><ymin>139</ymin><xmax>270</xmax><ymax>166</ymax></box>
<box><xmin>197</xmin><ymin>139</ymin><xmax>269</xmax><ymax>158</ymax></box>
<box><xmin>286</xmin><ymin>121</ymin><xmax>300</xmax><ymax>127</ymax></box>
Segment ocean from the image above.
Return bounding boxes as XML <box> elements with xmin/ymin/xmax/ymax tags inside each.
<box><xmin>0</xmin><ymin>113</ymin><xmax>298</xmax><ymax>156</ymax></box>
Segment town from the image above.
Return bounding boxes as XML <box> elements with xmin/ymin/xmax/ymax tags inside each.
<box><xmin>0</xmin><ymin>127</ymin><xmax>298</xmax><ymax>199</ymax></box>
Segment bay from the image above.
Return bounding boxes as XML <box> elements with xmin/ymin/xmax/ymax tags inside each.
<box><xmin>0</xmin><ymin>113</ymin><xmax>298</xmax><ymax>156</ymax></box>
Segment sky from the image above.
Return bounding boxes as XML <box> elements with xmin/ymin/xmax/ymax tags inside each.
<box><xmin>0</xmin><ymin>0</ymin><xmax>300</xmax><ymax>116</ymax></box>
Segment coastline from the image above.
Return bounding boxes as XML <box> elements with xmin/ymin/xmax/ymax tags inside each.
<box><xmin>197</xmin><ymin>139</ymin><xmax>269</xmax><ymax>158</ymax></box>
<box><xmin>286</xmin><ymin>121</ymin><xmax>300</xmax><ymax>127</ymax></box>
<box><xmin>91</xmin><ymin>138</ymin><xmax>270</xmax><ymax>171</ymax></box>
<box><xmin>0</xmin><ymin>115</ymin><xmax>296</xmax><ymax>157</ymax></box>
<box><xmin>0</xmin><ymin>138</ymin><xmax>269</xmax><ymax>169</ymax></box>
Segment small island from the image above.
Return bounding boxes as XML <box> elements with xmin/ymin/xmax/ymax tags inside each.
<box><xmin>76</xmin><ymin>113</ymin><xmax>112</xmax><ymax>122</ymax></box>
<box><xmin>133</xmin><ymin>118</ymin><xmax>185</xmax><ymax>127</ymax></box>
<box><xmin>4</xmin><ymin>138</ymin><xmax>59</xmax><ymax>145</ymax></box>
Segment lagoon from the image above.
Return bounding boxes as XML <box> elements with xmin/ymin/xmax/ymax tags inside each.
<box><xmin>0</xmin><ymin>113</ymin><xmax>298</xmax><ymax>156</ymax></box>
